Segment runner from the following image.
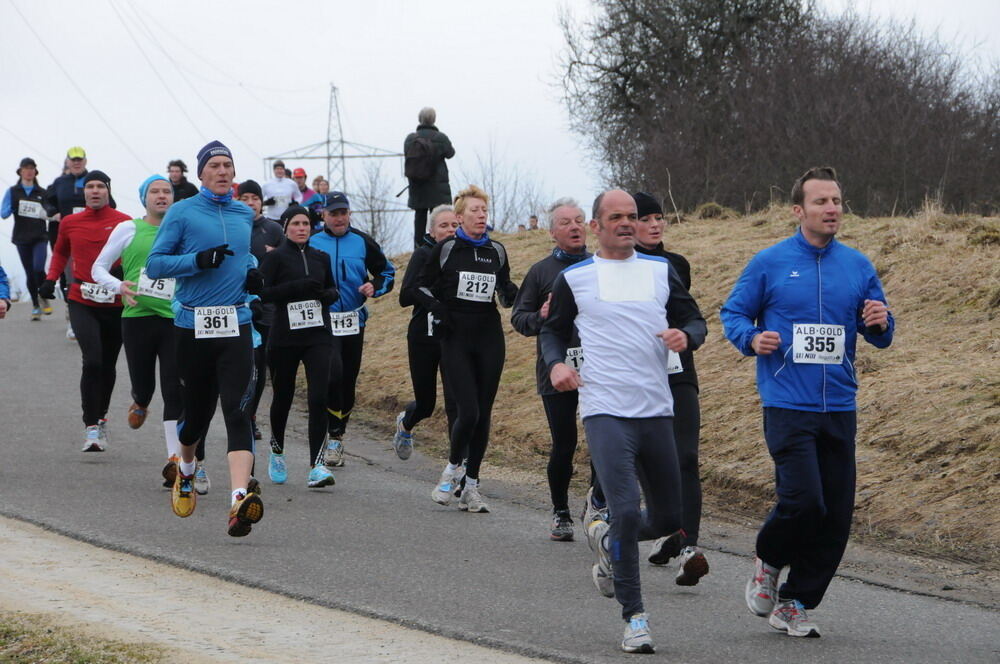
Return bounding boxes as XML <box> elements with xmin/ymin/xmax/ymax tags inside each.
<box><xmin>1</xmin><ymin>158</ymin><xmax>50</xmax><ymax>320</ymax></box>
<box><xmin>92</xmin><ymin>175</ymin><xmax>194</xmax><ymax>490</ymax></box>
<box><xmin>632</xmin><ymin>192</ymin><xmax>710</xmax><ymax>585</ymax></box>
<box><xmin>721</xmin><ymin>167</ymin><xmax>894</xmax><ymax>638</ymax></box>
<box><xmin>39</xmin><ymin>171</ymin><xmax>130</xmax><ymax>451</ymax></box>
<box><xmin>539</xmin><ymin>189</ymin><xmax>707</xmax><ymax>653</ymax></box>
<box><xmin>393</xmin><ymin>203</ymin><xmax>459</xmax><ymax>460</ymax></box>
<box><xmin>0</xmin><ymin>263</ymin><xmax>10</xmax><ymax>318</ymax></box>
<box><xmin>237</xmin><ymin>179</ymin><xmax>284</xmax><ymax>442</ymax></box>
<box><xmin>308</xmin><ymin>191</ymin><xmax>395</xmax><ymax>467</ymax></box>
<box><xmin>413</xmin><ymin>185</ymin><xmax>518</xmax><ymax>513</ymax></box>
<box><xmin>259</xmin><ymin>205</ymin><xmax>339</xmax><ymax>487</ymax></box>
<box><xmin>511</xmin><ymin>197</ymin><xmax>604</xmax><ymax>541</ymax></box>
<box><xmin>261</xmin><ymin>160</ymin><xmax>301</xmax><ymax>220</ymax></box>
<box><xmin>146</xmin><ymin>140</ymin><xmax>264</xmax><ymax>537</ymax></box>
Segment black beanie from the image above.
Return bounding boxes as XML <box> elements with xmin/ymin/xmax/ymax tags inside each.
<box><xmin>279</xmin><ymin>205</ymin><xmax>310</xmax><ymax>230</ymax></box>
<box><xmin>237</xmin><ymin>179</ymin><xmax>263</xmax><ymax>200</ymax></box>
<box><xmin>83</xmin><ymin>170</ymin><xmax>112</xmax><ymax>188</ymax></box>
<box><xmin>633</xmin><ymin>191</ymin><xmax>663</xmax><ymax>218</ymax></box>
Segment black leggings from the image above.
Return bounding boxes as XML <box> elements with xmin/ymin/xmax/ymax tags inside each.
<box><xmin>541</xmin><ymin>390</ymin><xmax>603</xmax><ymax>513</ymax></box>
<box><xmin>251</xmin><ymin>324</ymin><xmax>270</xmax><ymax>419</ymax></box>
<box><xmin>121</xmin><ymin>316</ymin><xmax>182</xmax><ymax>420</ymax></box>
<box><xmin>327</xmin><ymin>328</ymin><xmax>365</xmax><ymax>437</ymax></box>
<box><xmin>269</xmin><ymin>343</ymin><xmax>333</xmax><ymax>465</ymax></box>
<box><xmin>671</xmin><ymin>382</ymin><xmax>702</xmax><ymax>545</ymax></box>
<box><xmin>67</xmin><ymin>301</ymin><xmax>122</xmax><ymax>426</ymax></box>
<box><xmin>439</xmin><ymin>314</ymin><xmax>505</xmax><ymax>480</ymax></box>
<box><xmin>15</xmin><ymin>241</ymin><xmax>46</xmax><ymax>307</ymax></box>
<box><xmin>402</xmin><ymin>331</ymin><xmax>456</xmax><ymax>433</ymax></box>
<box><xmin>412</xmin><ymin>208</ymin><xmax>429</xmax><ymax>249</ymax></box>
<box><xmin>175</xmin><ymin>324</ymin><xmax>256</xmax><ymax>453</ymax></box>
<box><xmin>47</xmin><ymin>220</ymin><xmax>69</xmax><ymax>300</ymax></box>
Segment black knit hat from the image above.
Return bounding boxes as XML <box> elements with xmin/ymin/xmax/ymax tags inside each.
<box><xmin>83</xmin><ymin>170</ymin><xmax>111</xmax><ymax>188</ymax></box>
<box><xmin>237</xmin><ymin>179</ymin><xmax>263</xmax><ymax>200</ymax></box>
<box><xmin>16</xmin><ymin>157</ymin><xmax>37</xmax><ymax>177</ymax></box>
<box><xmin>279</xmin><ymin>204</ymin><xmax>310</xmax><ymax>230</ymax></box>
<box><xmin>633</xmin><ymin>191</ymin><xmax>663</xmax><ymax>218</ymax></box>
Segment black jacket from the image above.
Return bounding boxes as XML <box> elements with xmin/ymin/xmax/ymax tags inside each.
<box><xmin>171</xmin><ymin>179</ymin><xmax>199</xmax><ymax>202</ymax></box>
<box><xmin>250</xmin><ymin>215</ymin><xmax>285</xmax><ymax>327</ymax></box>
<box><xmin>399</xmin><ymin>235</ymin><xmax>440</xmax><ymax>342</ymax></box>
<box><xmin>635</xmin><ymin>242</ymin><xmax>699</xmax><ymax>389</ymax></box>
<box><xmin>259</xmin><ymin>240</ymin><xmax>339</xmax><ymax>347</ymax></box>
<box><xmin>5</xmin><ymin>182</ymin><xmax>49</xmax><ymax>244</ymax></box>
<box><xmin>404</xmin><ymin>124</ymin><xmax>455</xmax><ymax>210</ymax></box>
<box><xmin>43</xmin><ymin>172</ymin><xmax>88</xmax><ymax>218</ymax></box>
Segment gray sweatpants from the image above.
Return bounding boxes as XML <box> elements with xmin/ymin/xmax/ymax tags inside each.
<box><xmin>584</xmin><ymin>415</ymin><xmax>682</xmax><ymax>620</ymax></box>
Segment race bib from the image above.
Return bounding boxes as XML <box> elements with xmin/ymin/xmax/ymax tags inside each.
<box><xmin>287</xmin><ymin>299</ymin><xmax>323</xmax><ymax>329</ymax></box>
<box><xmin>72</xmin><ymin>206</ymin><xmax>85</xmax><ymax>215</ymax></box>
<box><xmin>330</xmin><ymin>311</ymin><xmax>360</xmax><ymax>336</ymax></box>
<box><xmin>597</xmin><ymin>260</ymin><xmax>655</xmax><ymax>302</ymax></box>
<box><xmin>18</xmin><ymin>200</ymin><xmax>44</xmax><ymax>219</ymax></box>
<box><xmin>457</xmin><ymin>271</ymin><xmax>496</xmax><ymax>302</ymax></box>
<box><xmin>792</xmin><ymin>323</ymin><xmax>845</xmax><ymax>364</ymax></box>
<box><xmin>136</xmin><ymin>268</ymin><xmax>175</xmax><ymax>300</ymax></box>
<box><xmin>194</xmin><ymin>305</ymin><xmax>239</xmax><ymax>339</ymax></box>
<box><xmin>565</xmin><ymin>346</ymin><xmax>584</xmax><ymax>370</ymax></box>
<box><xmin>80</xmin><ymin>281</ymin><xmax>115</xmax><ymax>304</ymax></box>
<box><xmin>666</xmin><ymin>350</ymin><xmax>683</xmax><ymax>375</ymax></box>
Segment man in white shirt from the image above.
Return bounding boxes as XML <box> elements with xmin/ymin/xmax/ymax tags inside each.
<box><xmin>261</xmin><ymin>159</ymin><xmax>301</xmax><ymax>220</ymax></box>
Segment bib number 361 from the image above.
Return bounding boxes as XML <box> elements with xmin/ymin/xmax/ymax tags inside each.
<box><xmin>195</xmin><ymin>305</ymin><xmax>239</xmax><ymax>339</ymax></box>
<box><xmin>792</xmin><ymin>323</ymin><xmax>845</xmax><ymax>364</ymax></box>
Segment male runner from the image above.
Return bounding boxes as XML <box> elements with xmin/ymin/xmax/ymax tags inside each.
<box><xmin>262</xmin><ymin>160</ymin><xmax>301</xmax><ymax>220</ymax></box>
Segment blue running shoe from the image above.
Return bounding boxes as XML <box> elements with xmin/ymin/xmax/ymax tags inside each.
<box><xmin>307</xmin><ymin>465</ymin><xmax>335</xmax><ymax>488</ymax></box>
<box><xmin>268</xmin><ymin>451</ymin><xmax>287</xmax><ymax>484</ymax></box>
<box><xmin>393</xmin><ymin>411</ymin><xmax>413</xmax><ymax>460</ymax></box>
<box><xmin>622</xmin><ymin>613</ymin><xmax>655</xmax><ymax>653</ymax></box>
<box><xmin>31</xmin><ymin>307</ymin><xmax>41</xmax><ymax>321</ymax></box>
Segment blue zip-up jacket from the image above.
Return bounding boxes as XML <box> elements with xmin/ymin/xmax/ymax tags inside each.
<box><xmin>720</xmin><ymin>230</ymin><xmax>894</xmax><ymax>412</ymax></box>
<box><xmin>146</xmin><ymin>193</ymin><xmax>255</xmax><ymax>329</ymax></box>
<box><xmin>308</xmin><ymin>226</ymin><xmax>395</xmax><ymax>328</ymax></box>
<box><xmin>0</xmin><ymin>264</ymin><xmax>9</xmax><ymax>301</ymax></box>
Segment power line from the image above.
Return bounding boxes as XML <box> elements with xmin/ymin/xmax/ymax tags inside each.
<box><xmin>7</xmin><ymin>0</ymin><xmax>152</xmax><ymax>172</ymax></box>
<box><xmin>0</xmin><ymin>124</ymin><xmax>62</xmax><ymax>172</ymax></box>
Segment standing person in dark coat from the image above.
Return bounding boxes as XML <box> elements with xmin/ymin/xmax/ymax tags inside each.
<box><xmin>167</xmin><ymin>160</ymin><xmax>199</xmax><ymax>201</ymax></box>
<box><xmin>404</xmin><ymin>107</ymin><xmax>455</xmax><ymax>249</ymax></box>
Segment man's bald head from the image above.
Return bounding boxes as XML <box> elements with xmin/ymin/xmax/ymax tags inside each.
<box><xmin>592</xmin><ymin>189</ymin><xmax>636</xmax><ymax>222</ymax></box>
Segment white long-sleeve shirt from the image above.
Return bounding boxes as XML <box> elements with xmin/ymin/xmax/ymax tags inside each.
<box><xmin>261</xmin><ymin>177</ymin><xmax>302</xmax><ymax>219</ymax></box>
<box><xmin>92</xmin><ymin>220</ymin><xmax>137</xmax><ymax>293</ymax></box>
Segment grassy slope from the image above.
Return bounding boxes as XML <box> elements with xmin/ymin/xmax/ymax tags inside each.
<box><xmin>357</xmin><ymin>209</ymin><xmax>1000</xmax><ymax>563</ymax></box>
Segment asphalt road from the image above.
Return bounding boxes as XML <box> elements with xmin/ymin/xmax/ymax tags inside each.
<box><xmin>1</xmin><ymin>299</ymin><xmax>997</xmax><ymax>663</ymax></box>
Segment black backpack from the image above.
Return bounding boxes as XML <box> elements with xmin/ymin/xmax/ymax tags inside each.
<box><xmin>404</xmin><ymin>135</ymin><xmax>437</xmax><ymax>181</ymax></box>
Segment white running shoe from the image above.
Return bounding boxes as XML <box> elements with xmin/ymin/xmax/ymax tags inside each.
<box><xmin>66</xmin><ymin>323</ymin><xmax>76</xmax><ymax>340</ymax></box>
<box><xmin>81</xmin><ymin>425</ymin><xmax>104</xmax><ymax>452</ymax></box>
<box><xmin>431</xmin><ymin>466</ymin><xmax>464</xmax><ymax>505</ymax></box>
<box><xmin>745</xmin><ymin>556</ymin><xmax>780</xmax><ymax>616</ymax></box>
<box><xmin>325</xmin><ymin>436</ymin><xmax>345</xmax><ymax>467</ymax></box>
<box><xmin>458</xmin><ymin>484</ymin><xmax>489</xmax><ymax>513</ymax></box>
<box><xmin>587</xmin><ymin>519</ymin><xmax>614</xmax><ymax>597</ymax></box>
<box><xmin>97</xmin><ymin>419</ymin><xmax>109</xmax><ymax>446</ymax></box>
<box><xmin>582</xmin><ymin>486</ymin><xmax>609</xmax><ymax>529</ymax></box>
<box><xmin>675</xmin><ymin>546</ymin><xmax>710</xmax><ymax>586</ymax></box>
<box><xmin>769</xmin><ymin>599</ymin><xmax>821</xmax><ymax>637</ymax></box>
<box><xmin>621</xmin><ymin>612</ymin><xmax>655</xmax><ymax>654</ymax></box>
<box><xmin>392</xmin><ymin>411</ymin><xmax>413</xmax><ymax>460</ymax></box>
<box><xmin>194</xmin><ymin>462</ymin><xmax>210</xmax><ymax>495</ymax></box>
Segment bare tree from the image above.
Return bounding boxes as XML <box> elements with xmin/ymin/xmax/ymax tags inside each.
<box><xmin>351</xmin><ymin>161</ymin><xmax>407</xmax><ymax>252</ymax></box>
<box><xmin>457</xmin><ymin>140</ymin><xmax>550</xmax><ymax>232</ymax></box>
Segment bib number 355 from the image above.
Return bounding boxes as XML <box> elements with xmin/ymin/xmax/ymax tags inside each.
<box><xmin>195</xmin><ymin>305</ymin><xmax>239</xmax><ymax>339</ymax></box>
<box><xmin>792</xmin><ymin>323</ymin><xmax>845</xmax><ymax>364</ymax></box>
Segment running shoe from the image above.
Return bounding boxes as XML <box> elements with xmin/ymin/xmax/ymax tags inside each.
<box><xmin>252</xmin><ymin>417</ymin><xmax>262</xmax><ymax>441</ymax></box>
<box><xmin>307</xmin><ymin>465</ymin><xmax>336</xmax><ymax>488</ymax></box>
<box><xmin>268</xmin><ymin>451</ymin><xmax>287</xmax><ymax>484</ymax></box>
<box><xmin>458</xmin><ymin>484</ymin><xmax>489</xmax><ymax>513</ymax></box>
<box><xmin>325</xmin><ymin>436</ymin><xmax>345</xmax><ymax>468</ymax></box>
<box><xmin>127</xmin><ymin>402</ymin><xmax>147</xmax><ymax>429</ymax></box>
<box><xmin>648</xmin><ymin>530</ymin><xmax>684</xmax><ymax>565</ymax></box>
<box><xmin>587</xmin><ymin>519</ymin><xmax>614</xmax><ymax>597</ymax></box>
<box><xmin>768</xmin><ymin>599</ymin><xmax>821</xmax><ymax>637</ymax></box>
<box><xmin>227</xmin><ymin>490</ymin><xmax>263</xmax><ymax>537</ymax></box>
<box><xmin>81</xmin><ymin>425</ymin><xmax>104</xmax><ymax>452</ymax></box>
<box><xmin>452</xmin><ymin>464</ymin><xmax>466</xmax><ymax>497</ymax></box>
<box><xmin>171</xmin><ymin>471</ymin><xmax>196</xmax><ymax>517</ymax></box>
<box><xmin>621</xmin><ymin>613</ymin><xmax>655</xmax><ymax>654</ymax></box>
<box><xmin>194</xmin><ymin>462</ymin><xmax>210</xmax><ymax>495</ymax></box>
<box><xmin>97</xmin><ymin>418</ymin><xmax>109</xmax><ymax>446</ymax></box>
<box><xmin>42</xmin><ymin>300</ymin><xmax>53</xmax><ymax>315</ymax></box>
<box><xmin>582</xmin><ymin>486</ymin><xmax>609</xmax><ymax>527</ymax></box>
<box><xmin>745</xmin><ymin>556</ymin><xmax>780</xmax><ymax>617</ymax></box>
<box><xmin>66</xmin><ymin>323</ymin><xmax>75</xmax><ymax>340</ymax></box>
<box><xmin>392</xmin><ymin>411</ymin><xmax>413</xmax><ymax>460</ymax></box>
<box><xmin>247</xmin><ymin>477</ymin><xmax>261</xmax><ymax>496</ymax></box>
<box><xmin>431</xmin><ymin>467</ymin><xmax>459</xmax><ymax>505</ymax></box>
<box><xmin>675</xmin><ymin>546</ymin><xmax>710</xmax><ymax>586</ymax></box>
<box><xmin>550</xmin><ymin>509</ymin><xmax>574</xmax><ymax>541</ymax></box>
<box><xmin>161</xmin><ymin>455</ymin><xmax>179</xmax><ymax>487</ymax></box>
<box><xmin>31</xmin><ymin>307</ymin><xmax>41</xmax><ymax>321</ymax></box>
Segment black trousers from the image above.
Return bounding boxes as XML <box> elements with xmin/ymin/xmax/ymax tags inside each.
<box><xmin>327</xmin><ymin>328</ymin><xmax>365</xmax><ymax>437</ymax></box>
<box><xmin>14</xmin><ymin>241</ymin><xmax>46</xmax><ymax>307</ymax></box>
<box><xmin>175</xmin><ymin>324</ymin><xmax>256</xmax><ymax>453</ymax></box>
<box><xmin>670</xmin><ymin>382</ymin><xmax>702</xmax><ymax>545</ymax></box>
<box><xmin>402</xmin><ymin>332</ymin><xmax>456</xmax><ymax>433</ymax></box>
<box><xmin>541</xmin><ymin>390</ymin><xmax>605</xmax><ymax>513</ymax></box>
<box><xmin>121</xmin><ymin>316</ymin><xmax>182</xmax><ymax>420</ymax></box>
<box><xmin>757</xmin><ymin>407</ymin><xmax>857</xmax><ymax>609</ymax></box>
<box><xmin>269</xmin><ymin>343</ymin><xmax>333</xmax><ymax>465</ymax></box>
<box><xmin>67</xmin><ymin>301</ymin><xmax>122</xmax><ymax>426</ymax></box>
<box><xmin>251</xmin><ymin>324</ymin><xmax>270</xmax><ymax>420</ymax></box>
<box><xmin>47</xmin><ymin>220</ymin><xmax>69</xmax><ymax>300</ymax></box>
<box><xmin>412</xmin><ymin>208</ymin><xmax>429</xmax><ymax>249</ymax></box>
<box><xmin>439</xmin><ymin>314</ymin><xmax>505</xmax><ymax>480</ymax></box>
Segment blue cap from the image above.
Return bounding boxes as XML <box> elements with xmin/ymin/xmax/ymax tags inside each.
<box><xmin>324</xmin><ymin>191</ymin><xmax>350</xmax><ymax>211</ymax></box>
<box><xmin>139</xmin><ymin>174</ymin><xmax>170</xmax><ymax>206</ymax></box>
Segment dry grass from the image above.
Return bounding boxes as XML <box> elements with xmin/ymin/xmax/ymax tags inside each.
<box><xmin>357</xmin><ymin>211</ymin><xmax>1000</xmax><ymax>564</ymax></box>
<box><xmin>0</xmin><ymin>611</ymin><xmax>162</xmax><ymax>663</ymax></box>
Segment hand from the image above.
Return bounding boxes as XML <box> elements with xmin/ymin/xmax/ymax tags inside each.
<box><xmin>244</xmin><ymin>268</ymin><xmax>264</xmax><ymax>295</ymax></box>
<box><xmin>195</xmin><ymin>244</ymin><xmax>234</xmax><ymax>270</ymax></box>
<box><xmin>862</xmin><ymin>299</ymin><xmax>889</xmax><ymax>332</ymax></box>
<box><xmin>657</xmin><ymin>328</ymin><xmax>688</xmax><ymax>352</ymax></box>
<box><xmin>120</xmin><ymin>280</ymin><xmax>138</xmax><ymax>307</ymax></box>
<box><xmin>249</xmin><ymin>299</ymin><xmax>264</xmax><ymax>324</ymax></box>
<box><xmin>265</xmin><ymin>244</ymin><xmax>276</xmax><ymax>252</ymax></box>
<box><xmin>38</xmin><ymin>279</ymin><xmax>57</xmax><ymax>300</ymax></box>
<box><xmin>358</xmin><ymin>282</ymin><xmax>375</xmax><ymax>298</ymax></box>
<box><xmin>0</xmin><ymin>299</ymin><xmax>8</xmax><ymax>319</ymax></box>
<box><xmin>539</xmin><ymin>293</ymin><xmax>552</xmax><ymax>320</ymax></box>
<box><xmin>752</xmin><ymin>330</ymin><xmax>781</xmax><ymax>355</ymax></box>
<box><xmin>550</xmin><ymin>362</ymin><xmax>582</xmax><ymax>391</ymax></box>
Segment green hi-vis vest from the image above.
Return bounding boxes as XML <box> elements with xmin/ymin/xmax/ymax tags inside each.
<box><xmin>121</xmin><ymin>218</ymin><xmax>174</xmax><ymax>319</ymax></box>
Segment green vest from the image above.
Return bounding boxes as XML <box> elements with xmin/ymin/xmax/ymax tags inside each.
<box><xmin>121</xmin><ymin>218</ymin><xmax>174</xmax><ymax>319</ymax></box>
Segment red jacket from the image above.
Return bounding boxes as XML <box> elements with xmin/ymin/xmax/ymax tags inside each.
<box><xmin>47</xmin><ymin>205</ymin><xmax>131</xmax><ymax>307</ymax></box>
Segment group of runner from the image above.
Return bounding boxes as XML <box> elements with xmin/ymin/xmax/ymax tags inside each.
<box><xmin>2</xmin><ymin>144</ymin><xmax>893</xmax><ymax>654</ymax></box>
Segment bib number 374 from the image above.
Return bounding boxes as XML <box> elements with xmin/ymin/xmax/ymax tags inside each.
<box><xmin>792</xmin><ymin>323</ymin><xmax>845</xmax><ymax>364</ymax></box>
<box><xmin>195</xmin><ymin>305</ymin><xmax>239</xmax><ymax>339</ymax></box>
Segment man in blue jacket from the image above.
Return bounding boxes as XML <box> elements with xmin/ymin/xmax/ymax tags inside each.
<box><xmin>721</xmin><ymin>166</ymin><xmax>894</xmax><ymax>638</ymax></box>
<box><xmin>309</xmin><ymin>191</ymin><xmax>394</xmax><ymax>467</ymax></box>
<box><xmin>147</xmin><ymin>140</ymin><xmax>264</xmax><ymax>538</ymax></box>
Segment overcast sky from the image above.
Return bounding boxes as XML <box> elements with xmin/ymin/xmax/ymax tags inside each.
<box><xmin>2</xmin><ymin>0</ymin><xmax>998</xmax><ymax>289</ymax></box>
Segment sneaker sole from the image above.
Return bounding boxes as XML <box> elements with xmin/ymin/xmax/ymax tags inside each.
<box><xmin>82</xmin><ymin>443</ymin><xmax>104</xmax><ymax>452</ymax></box>
<box><xmin>676</xmin><ymin>552</ymin><xmax>710</xmax><ymax>586</ymax></box>
<box><xmin>768</xmin><ymin>615</ymin><xmax>821</xmax><ymax>637</ymax></box>
<box><xmin>162</xmin><ymin>461</ymin><xmax>178</xmax><ymax>488</ymax></box>
<box><xmin>228</xmin><ymin>494</ymin><xmax>264</xmax><ymax>537</ymax></box>
<box><xmin>648</xmin><ymin>533</ymin><xmax>684</xmax><ymax>565</ymax></box>
<box><xmin>459</xmin><ymin>504</ymin><xmax>489</xmax><ymax>513</ymax></box>
<box><xmin>622</xmin><ymin>643</ymin><xmax>655</xmax><ymax>654</ymax></box>
<box><xmin>550</xmin><ymin>531</ymin><xmax>574</xmax><ymax>542</ymax></box>
<box><xmin>394</xmin><ymin>443</ymin><xmax>412</xmax><ymax>460</ymax></box>
<box><xmin>308</xmin><ymin>475</ymin><xmax>336</xmax><ymax>488</ymax></box>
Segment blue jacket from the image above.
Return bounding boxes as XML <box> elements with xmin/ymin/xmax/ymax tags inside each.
<box><xmin>146</xmin><ymin>192</ymin><xmax>255</xmax><ymax>329</ymax></box>
<box><xmin>308</xmin><ymin>226</ymin><xmax>394</xmax><ymax>327</ymax></box>
<box><xmin>0</xmin><ymin>264</ymin><xmax>9</xmax><ymax>301</ymax></box>
<box><xmin>720</xmin><ymin>230</ymin><xmax>894</xmax><ymax>412</ymax></box>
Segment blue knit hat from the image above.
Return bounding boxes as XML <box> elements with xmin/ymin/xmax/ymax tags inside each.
<box><xmin>196</xmin><ymin>140</ymin><xmax>233</xmax><ymax>177</ymax></box>
<box><xmin>138</xmin><ymin>174</ymin><xmax>170</xmax><ymax>205</ymax></box>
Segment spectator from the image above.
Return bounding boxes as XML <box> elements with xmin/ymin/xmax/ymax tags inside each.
<box><xmin>262</xmin><ymin>159</ymin><xmax>301</xmax><ymax>220</ymax></box>
<box><xmin>167</xmin><ymin>159</ymin><xmax>199</xmax><ymax>201</ymax></box>
<box><xmin>293</xmin><ymin>168</ymin><xmax>316</xmax><ymax>203</ymax></box>
<box><xmin>404</xmin><ymin>107</ymin><xmax>455</xmax><ymax>249</ymax></box>
<box><xmin>528</xmin><ymin>215</ymin><xmax>540</xmax><ymax>230</ymax></box>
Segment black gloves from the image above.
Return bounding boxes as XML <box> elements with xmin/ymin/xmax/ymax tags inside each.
<box><xmin>38</xmin><ymin>279</ymin><xmax>56</xmax><ymax>300</ymax></box>
<box><xmin>195</xmin><ymin>244</ymin><xmax>234</xmax><ymax>269</ymax></box>
<box><xmin>249</xmin><ymin>298</ymin><xmax>264</xmax><ymax>324</ymax></box>
<box><xmin>245</xmin><ymin>268</ymin><xmax>264</xmax><ymax>295</ymax></box>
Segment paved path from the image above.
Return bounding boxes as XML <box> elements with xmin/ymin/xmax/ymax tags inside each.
<box><xmin>1</xmin><ymin>300</ymin><xmax>997</xmax><ymax>662</ymax></box>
